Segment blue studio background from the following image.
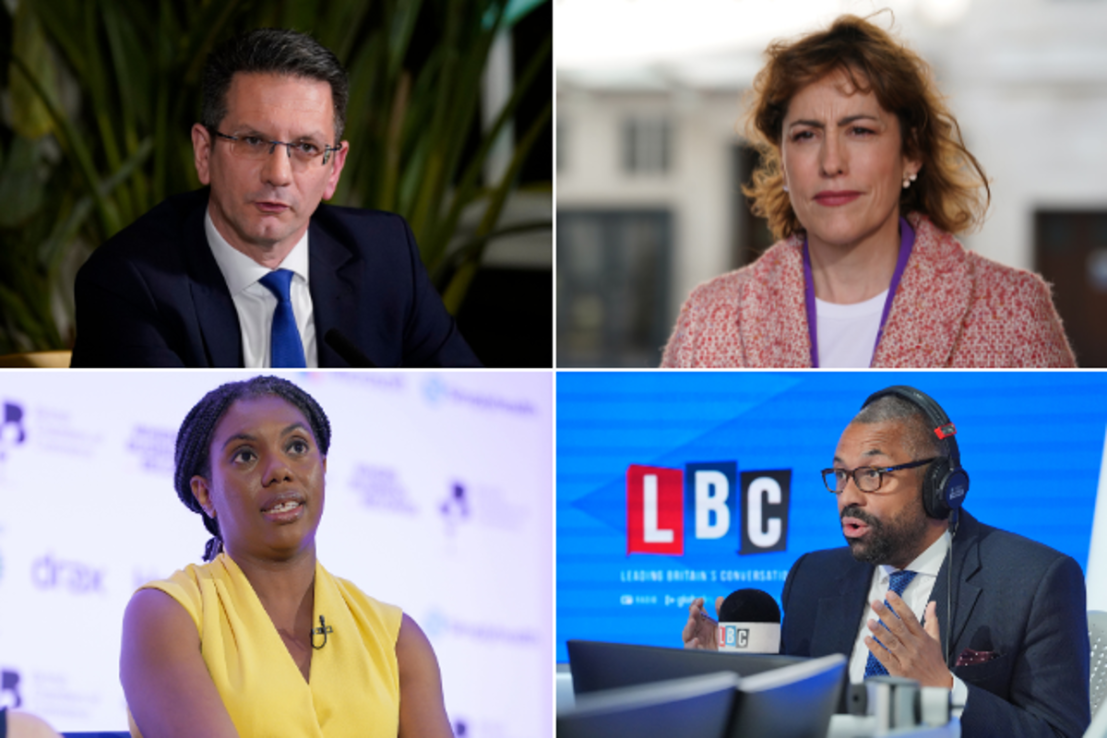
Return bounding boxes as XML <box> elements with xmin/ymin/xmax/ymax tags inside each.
<box><xmin>556</xmin><ymin>371</ymin><xmax>1107</xmax><ymax>662</ymax></box>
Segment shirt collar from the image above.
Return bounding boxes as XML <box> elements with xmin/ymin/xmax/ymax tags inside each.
<box><xmin>204</xmin><ymin>208</ymin><xmax>310</xmax><ymax>296</ymax></box>
<box><xmin>878</xmin><ymin>528</ymin><xmax>951</xmax><ymax>582</ymax></box>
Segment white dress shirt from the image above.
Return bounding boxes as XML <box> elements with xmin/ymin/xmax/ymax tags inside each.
<box><xmin>204</xmin><ymin>209</ymin><xmax>318</xmax><ymax>367</ymax></box>
<box><xmin>815</xmin><ymin>289</ymin><xmax>887</xmax><ymax>368</ymax></box>
<box><xmin>848</xmin><ymin>530</ymin><xmax>968</xmax><ymax>708</ymax></box>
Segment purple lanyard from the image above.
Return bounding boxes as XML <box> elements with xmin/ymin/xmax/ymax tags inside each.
<box><xmin>803</xmin><ymin>217</ymin><xmax>915</xmax><ymax>368</ymax></box>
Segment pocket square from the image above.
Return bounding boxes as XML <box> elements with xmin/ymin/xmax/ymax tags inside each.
<box><xmin>956</xmin><ymin>648</ymin><xmax>999</xmax><ymax>667</ymax></box>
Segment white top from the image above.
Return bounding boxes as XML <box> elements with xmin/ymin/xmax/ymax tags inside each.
<box><xmin>815</xmin><ymin>290</ymin><xmax>886</xmax><ymax>368</ymax></box>
<box><xmin>847</xmin><ymin>530</ymin><xmax>968</xmax><ymax>708</ymax></box>
<box><xmin>204</xmin><ymin>210</ymin><xmax>318</xmax><ymax>367</ymax></box>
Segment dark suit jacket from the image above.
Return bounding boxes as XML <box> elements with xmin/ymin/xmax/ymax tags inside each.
<box><xmin>71</xmin><ymin>188</ymin><xmax>480</xmax><ymax>367</ymax></box>
<box><xmin>780</xmin><ymin>510</ymin><xmax>1090</xmax><ymax>738</ymax></box>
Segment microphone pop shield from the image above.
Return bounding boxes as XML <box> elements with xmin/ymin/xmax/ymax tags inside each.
<box><xmin>716</xmin><ymin>588</ymin><xmax>781</xmax><ymax>654</ymax></box>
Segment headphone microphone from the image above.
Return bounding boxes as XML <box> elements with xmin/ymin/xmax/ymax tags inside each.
<box><xmin>860</xmin><ymin>385</ymin><xmax>967</xmax><ymax>667</ymax></box>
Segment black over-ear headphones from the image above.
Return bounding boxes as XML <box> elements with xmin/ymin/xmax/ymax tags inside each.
<box><xmin>861</xmin><ymin>385</ymin><xmax>969</xmax><ymax>520</ymax></box>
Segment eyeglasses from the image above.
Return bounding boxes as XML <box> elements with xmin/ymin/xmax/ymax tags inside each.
<box><xmin>210</xmin><ymin>129</ymin><xmax>341</xmax><ymax>168</ymax></box>
<box><xmin>821</xmin><ymin>458</ymin><xmax>937</xmax><ymax>493</ymax></box>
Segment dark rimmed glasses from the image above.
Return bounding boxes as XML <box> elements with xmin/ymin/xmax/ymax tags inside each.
<box><xmin>210</xmin><ymin>129</ymin><xmax>341</xmax><ymax>169</ymax></box>
<box><xmin>821</xmin><ymin>458</ymin><xmax>937</xmax><ymax>493</ymax></box>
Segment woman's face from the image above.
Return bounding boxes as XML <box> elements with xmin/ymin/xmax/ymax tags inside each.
<box><xmin>780</xmin><ymin>68</ymin><xmax>920</xmax><ymax>252</ymax></box>
<box><xmin>191</xmin><ymin>395</ymin><xmax>326</xmax><ymax>561</ymax></box>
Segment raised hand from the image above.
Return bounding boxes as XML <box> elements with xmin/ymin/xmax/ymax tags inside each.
<box><xmin>864</xmin><ymin>595</ymin><xmax>953</xmax><ymax>688</ymax></box>
<box><xmin>682</xmin><ymin>596</ymin><xmax>725</xmax><ymax>650</ymax></box>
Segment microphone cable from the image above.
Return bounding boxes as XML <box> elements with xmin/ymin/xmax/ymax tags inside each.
<box><xmin>945</xmin><ymin>511</ymin><xmax>960</xmax><ymax>668</ymax></box>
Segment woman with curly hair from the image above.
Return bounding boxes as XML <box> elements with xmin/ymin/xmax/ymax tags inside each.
<box><xmin>661</xmin><ymin>14</ymin><xmax>1074</xmax><ymax>368</ymax></box>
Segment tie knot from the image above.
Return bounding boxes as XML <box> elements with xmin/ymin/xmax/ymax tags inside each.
<box><xmin>889</xmin><ymin>570</ymin><xmax>917</xmax><ymax>597</ymax></box>
<box><xmin>259</xmin><ymin>269</ymin><xmax>295</xmax><ymax>303</ymax></box>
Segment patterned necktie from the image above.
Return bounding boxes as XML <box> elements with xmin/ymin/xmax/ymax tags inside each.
<box><xmin>864</xmin><ymin>569</ymin><xmax>918</xmax><ymax>678</ymax></box>
<box><xmin>258</xmin><ymin>269</ymin><xmax>306</xmax><ymax>368</ymax></box>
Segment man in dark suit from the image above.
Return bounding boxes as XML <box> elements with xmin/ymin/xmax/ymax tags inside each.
<box><xmin>683</xmin><ymin>386</ymin><xmax>1090</xmax><ymax>738</ymax></box>
<box><xmin>71</xmin><ymin>29</ymin><xmax>479</xmax><ymax>368</ymax></box>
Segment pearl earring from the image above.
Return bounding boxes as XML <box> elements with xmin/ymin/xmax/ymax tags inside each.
<box><xmin>902</xmin><ymin>172</ymin><xmax>918</xmax><ymax>189</ymax></box>
<box><xmin>783</xmin><ymin>184</ymin><xmax>790</xmax><ymax>193</ymax></box>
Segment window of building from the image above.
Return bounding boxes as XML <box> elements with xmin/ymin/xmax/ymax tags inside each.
<box><xmin>557</xmin><ymin>119</ymin><xmax>567</xmax><ymax>173</ymax></box>
<box><xmin>557</xmin><ymin>210</ymin><xmax>672</xmax><ymax>367</ymax></box>
<box><xmin>1036</xmin><ymin>210</ymin><xmax>1107</xmax><ymax>366</ymax></box>
<box><xmin>622</xmin><ymin>117</ymin><xmax>671</xmax><ymax>174</ymax></box>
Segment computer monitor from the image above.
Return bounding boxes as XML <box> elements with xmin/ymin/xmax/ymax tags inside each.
<box><xmin>566</xmin><ymin>639</ymin><xmax>805</xmax><ymax>696</ymax></box>
<box><xmin>557</xmin><ymin>671</ymin><xmax>741</xmax><ymax>738</ymax></box>
<box><xmin>556</xmin><ymin>662</ymin><xmax>575</xmax><ymax>713</ymax></box>
<box><xmin>727</xmin><ymin>653</ymin><xmax>847</xmax><ymax>738</ymax></box>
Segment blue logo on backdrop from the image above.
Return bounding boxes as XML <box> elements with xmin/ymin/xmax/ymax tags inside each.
<box><xmin>422</xmin><ymin>609</ymin><xmax>449</xmax><ymax>640</ymax></box>
<box><xmin>0</xmin><ymin>401</ymin><xmax>27</xmax><ymax>461</ymax></box>
<box><xmin>127</xmin><ymin>425</ymin><xmax>176</xmax><ymax>474</ymax></box>
<box><xmin>421</xmin><ymin>376</ymin><xmax>538</xmax><ymax>415</ymax></box>
<box><xmin>440</xmin><ymin>482</ymin><xmax>470</xmax><ymax>533</ymax></box>
<box><xmin>0</xmin><ymin>668</ymin><xmax>22</xmax><ymax>708</ymax></box>
<box><xmin>350</xmin><ymin>464</ymin><xmax>418</xmax><ymax>514</ymax></box>
<box><xmin>31</xmin><ymin>553</ymin><xmax>106</xmax><ymax>594</ymax></box>
<box><xmin>423</xmin><ymin>376</ymin><xmax>448</xmax><ymax>405</ymax></box>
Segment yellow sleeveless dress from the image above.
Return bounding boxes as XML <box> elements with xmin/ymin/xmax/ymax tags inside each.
<box><xmin>128</xmin><ymin>554</ymin><xmax>401</xmax><ymax>737</ymax></box>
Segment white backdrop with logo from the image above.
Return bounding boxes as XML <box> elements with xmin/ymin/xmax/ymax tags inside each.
<box><xmin>0</xmin><ymin>370</ymin><xmax>553</xmax><ymax>736</ymax></box>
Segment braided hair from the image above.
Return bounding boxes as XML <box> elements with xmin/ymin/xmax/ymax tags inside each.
<box><xmin>174</xmin><ymin>375</ymin><xmax>332</xmax><ymax>562</ymax></box>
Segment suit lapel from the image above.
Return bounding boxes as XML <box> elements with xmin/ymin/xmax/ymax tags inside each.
<box><xmin>929</xmin><ymin>513</ymin><xmax>983</xmax><ymax>667</ymax></box>
<box><xmin>812</xmin><ymin>559</ymin><xmax>874</xmax><ymax>658</ymax></box>
<box><xmin>182</xmin><ymin>198</ymin><xmax>242</xmax><ymax>367</ymax></box>
<box><xmin>308</xmin><ymin>217</ymin><xmax>358</xmax><ymax>367</ymax></box>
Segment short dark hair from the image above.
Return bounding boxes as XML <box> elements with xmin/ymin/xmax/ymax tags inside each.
<box><xmin>174</xmin><ymin>375</ymin><xmax>332</xmax><ymax>561</ymax></box>
<box><xmin>852</xmin><ymin>394</ymin><xmax>942</xmax><ymax>461</ymax></box>
<box><xmin>201</xmin><ymin>28</ymin><xmax>349</xmax><ymax>142</ymax></box>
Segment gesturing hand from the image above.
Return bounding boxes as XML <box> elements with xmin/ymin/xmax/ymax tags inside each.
<box><xmin>682</xmin><ymin>596</ymin><xmax>725</xmax><ymax>650</ymax></box>
<box><xmin>865</xmin><ymin>593</ymin><xmax>953</xmax><ymax>688</ymax></box>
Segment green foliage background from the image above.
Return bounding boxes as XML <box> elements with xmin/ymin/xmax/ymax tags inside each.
<box><xmin>0</xmin><ymin>0</ymin><xmax>551</xmax><ymax>354</ymax></box>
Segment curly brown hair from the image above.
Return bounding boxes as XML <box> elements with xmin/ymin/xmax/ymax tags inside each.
<box><xmin>743</xmin><ymin>14</ymin><xmax>989</xmax><ymax>241</ymax></box>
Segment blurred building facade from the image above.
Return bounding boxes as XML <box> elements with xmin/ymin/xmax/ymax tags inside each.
<box><xmin>556</xmin><ymin>0</ymin><xmax>1107</xmax><ymax>366</ymax></box>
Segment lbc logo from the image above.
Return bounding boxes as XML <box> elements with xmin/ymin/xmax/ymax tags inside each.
<box><xmin>626</xmin><ymin>462</ymin><xmax>790</xmax><ymax>556</ymax></box>
<box><xmin>719</xmin><ymin>625</ymin><xmax>749</xmax><ymax>648</ymax></box>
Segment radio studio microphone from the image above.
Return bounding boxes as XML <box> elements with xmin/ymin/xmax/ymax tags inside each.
<box><xmin>324</xmin><ymin>328</ymin><xmax>378</xmax><ymax>368</ymax></box>
<box><xmin>716</xmin><ymin>588</ymin><xmax>781</xmax><ymax>654</ymax></box>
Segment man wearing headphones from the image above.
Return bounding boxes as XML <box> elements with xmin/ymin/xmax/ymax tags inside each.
<box><xmin>683</xmin><ymin>386</ymin><xmax>1091</xmax><ymax>738</ymax></box>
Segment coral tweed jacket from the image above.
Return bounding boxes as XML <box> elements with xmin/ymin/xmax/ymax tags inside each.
<box><xmin>661</xmin><ymin>213</ymin><xmax>1075</xmax><ymax>368</ymax></box>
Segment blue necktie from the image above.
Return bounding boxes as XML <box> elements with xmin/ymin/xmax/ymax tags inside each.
<box><xmin>259</xmin><ymin>269</ymin><xmax>306</xmax><ymax>368</ymax></box>
<box><xmin>864</xmin><ymin>569</ymin><xmax>918</xmax><ymax>678</ymax></box>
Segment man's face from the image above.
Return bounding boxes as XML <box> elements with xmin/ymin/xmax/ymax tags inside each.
<box><xmin>832</xmin><ymin>420</ymin><xmax>931</xmax><ymax>570</ymax></box>
<box><xmin>191</xmin><ymin>72</ymin><xmax>348</xmax><ymax>264</ymax></box>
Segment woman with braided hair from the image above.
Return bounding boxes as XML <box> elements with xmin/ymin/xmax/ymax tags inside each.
<box><xmin>119</xmin><ymin>375</ymin><xmax>452</xmax><ymax>738</ymax></box>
